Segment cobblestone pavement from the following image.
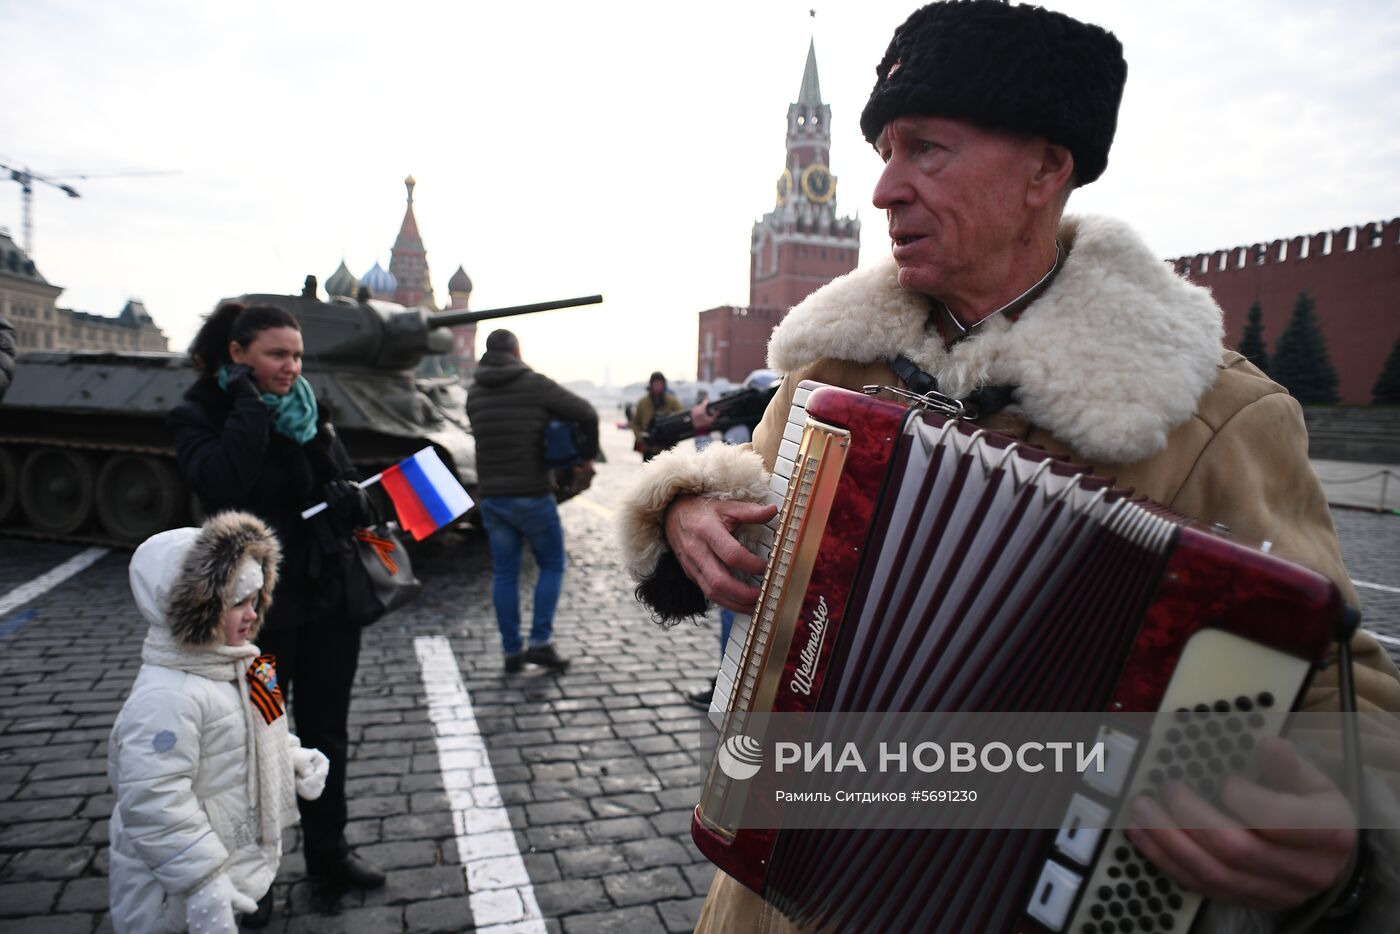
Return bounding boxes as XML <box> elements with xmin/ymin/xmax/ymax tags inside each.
<box><xmin>0</xmin><ymin>423</ymin><xmax>720</xmax><ymax>934</ymax></box>
<box><xmin>1</xmin><ymin>422</ymin><xmax>1398</xmax><ymax>933</ymax></box>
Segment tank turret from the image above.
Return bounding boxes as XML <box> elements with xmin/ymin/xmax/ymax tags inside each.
<box><xmin>0</xmin><ymin>292</ymin><xmax>602</xmax><ymax>546</ymax></box>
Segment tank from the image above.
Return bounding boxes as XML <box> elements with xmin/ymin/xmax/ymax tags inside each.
<box><xmin>0</xmin><ymin>292</ymin><xmax>602</xmax><ymax>546</ymax></box>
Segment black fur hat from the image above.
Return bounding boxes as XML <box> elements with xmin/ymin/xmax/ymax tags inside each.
<box><xmin>859</xmin><ymin>1</ymin><xmax>1128</xmax><ymax>185</ymax></box>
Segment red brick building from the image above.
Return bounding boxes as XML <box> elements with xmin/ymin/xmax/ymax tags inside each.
<box><xmin>1170</xmin><ymin>218</ymin><xmax>1400</xmax><ymax>404</ymax></box>
<box><xmin>697</xmin><ymin>305</ymin><xmax>785</xmax><ymax>384</ymax></box>
<box><xmin>697</xmin><ymin>41</ymin><xmax>861</xmax><ymax>382</ymax></box>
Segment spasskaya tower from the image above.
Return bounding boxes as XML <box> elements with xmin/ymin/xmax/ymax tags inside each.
<box><xmin>749</xmin><ymin>39</ymin><xmax>861</xmax><ymax>310</ymax></box>
<box><xmin>698</xmin><ymin>39</ymin><xmax>862</xmax><ymax>383</ymax></box>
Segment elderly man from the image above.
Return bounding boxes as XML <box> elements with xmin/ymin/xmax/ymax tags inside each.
<box><xmin>619</xmin><ymin>2</ymin><xmax>1400</xmax><ymax>931</ymax></box>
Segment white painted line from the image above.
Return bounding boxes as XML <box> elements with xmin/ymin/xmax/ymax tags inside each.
<box><xmin>414</xmin><ymin>636</ymin><xmax>546</xmax><ymax>933</ymax></box>
<box><xmin>570</xmin><ymin>496</ymin><xmax>614</xmax><ymax>519</ymax></box>
<box><xmin>1373</xmin><ymin>633</ymin><xmax>1400</xmax><ymax>649</ymax></box>
<box><xmin>0</xmin><ymin>547</ymin><xmax>110</xmax><ymax>618</ymax></box>
<box><xmin>1355</xmin><ymin>580</ymin><xmax>1400</xmax><ymax>596</ymax></box>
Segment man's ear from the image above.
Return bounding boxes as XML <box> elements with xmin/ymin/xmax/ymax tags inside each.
<box><xmin>1026</xmin><ymin>142</ymin><xmax>1075</xmax><ymax>209</ymax></box>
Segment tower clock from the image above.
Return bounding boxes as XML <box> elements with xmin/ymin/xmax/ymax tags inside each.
<box><xmin>801</xmin><ymin>163</ymin><xmax>835</xmax><ymax>203</ymax></box>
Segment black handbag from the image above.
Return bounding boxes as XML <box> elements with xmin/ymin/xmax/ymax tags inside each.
<box><xmin>343</xmin><ymin>519</ymin><xmax>421</xmax><ymax>626</ymax></box>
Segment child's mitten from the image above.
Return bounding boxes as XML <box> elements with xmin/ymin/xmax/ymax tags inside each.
<box><xmin>185</xmin><ymin>874</ymin><xmax>258</xmax><ymax>934</ymax></box>
<box><xmin>293</xmin><ymin>746</ymin><xmax>330</xmax><ymax>800</ymax></box>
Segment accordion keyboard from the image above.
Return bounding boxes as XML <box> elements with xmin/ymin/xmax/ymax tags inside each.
<box><xmin>709</xmin><ymin>384</ymin><xmax>811</xmax><ymax>728</ymax></box>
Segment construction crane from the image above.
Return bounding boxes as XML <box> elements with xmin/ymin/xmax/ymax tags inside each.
<box><xmin>0</xmin><ymin>160</ymin><xmax>177</xmax><ymax>258</ymax></box>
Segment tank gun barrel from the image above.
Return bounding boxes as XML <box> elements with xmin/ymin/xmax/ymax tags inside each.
<box><xmin>430</xmin><ymin>294</ymin><xmax>602</xmax><ymax>327</ymax></box>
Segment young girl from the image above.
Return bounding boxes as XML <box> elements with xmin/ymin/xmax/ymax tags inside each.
<box><xmin>108</xmin><ymin>512</ymin><xmax>329</xmax><ymax>933</ymax></box>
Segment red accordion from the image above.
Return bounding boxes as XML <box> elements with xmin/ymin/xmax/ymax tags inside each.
<box><xmin>695</xmin><ymin>383</ymin><xmax>1344</xmax><ymax>933</ymax></box>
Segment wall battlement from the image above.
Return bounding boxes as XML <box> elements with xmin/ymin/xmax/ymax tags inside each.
<box><xmin>1170</xmin><ymin>218</ymin><xmax>1399</xmax><ymax>279</ymax></box>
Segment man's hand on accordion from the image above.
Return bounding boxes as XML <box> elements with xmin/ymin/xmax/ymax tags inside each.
<box><xmin>664</xmin><ymin>494</ymin><xmax>777</xmax><ymax>613</ymax></box>
<box><xmin>1126</xmin><ymin>737</ymin><xmax>1356</xmax><ymax>911</ymax></box>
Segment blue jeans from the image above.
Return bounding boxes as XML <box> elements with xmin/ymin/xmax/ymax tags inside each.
<box><xmin>479</xmin><ymin>495</ymin><xmax>566</xmax><ymax>655</ymax></box>
<box><xmin>719</xmin><ymin>609</ymin><xmax>735</xmax><ymax>661</ymax></box>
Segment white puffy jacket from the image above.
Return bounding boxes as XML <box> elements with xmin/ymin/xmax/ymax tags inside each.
<box><xmin>108</xmin><ymin>513</ymin><xmax>308</xmax><ymax>933</ymax></box>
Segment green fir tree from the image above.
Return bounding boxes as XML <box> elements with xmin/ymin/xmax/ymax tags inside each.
<box><xmin>1271</xmin><ymin>291</ymin><xmax>1339</xmax><ymax>405</ymax></box>
<box><xmin>1374</xmin><ymin>333</ymin><xmax>1400</xmax><ymax>404</ymax></box>
<box><xmin>1237</xmin><ymin>299</ymin><xmax>1269</xmax><ymax>373</ymax></box>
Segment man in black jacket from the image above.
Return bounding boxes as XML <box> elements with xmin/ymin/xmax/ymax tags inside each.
<box><xmin>466</xmin><ymin>329</ymin><xmax>598</xmax><ymax>672</ymax></box>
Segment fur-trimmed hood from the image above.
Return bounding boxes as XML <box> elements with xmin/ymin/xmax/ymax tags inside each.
<box><xmin>766</xmin><ymin>214</ymin><xmax>1225</xmax><ymax>465</ymax></box>
<box><xmin>129</xmin><ymin>511</ymin><xmax>281</xmax><ymax>646</ymax></box>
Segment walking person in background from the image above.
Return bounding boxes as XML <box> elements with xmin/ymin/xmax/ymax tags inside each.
<box><xmin>108</xmin><ymin>513</ymin><xmax>329</xmax><ymax>932</ymax></box>
<box><xmin>630</xmin><ymin>370</ymin><xmax>684</xmax><ymax>461</ymax></box>
<box><xmin>168</xmin><ymin>302</ymin><xmax>384</xmax><ymax>908</ymax></box>
<box><xmin>467</xmin><ymin>329</ymin><xmax>598</xmax><ymax>673</ymax></box>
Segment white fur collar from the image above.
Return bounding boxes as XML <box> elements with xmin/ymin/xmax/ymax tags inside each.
<box><xmin>766</xmin><ymin>214</ymin><xmax>1225</xmax><ymax>465</ymax></box>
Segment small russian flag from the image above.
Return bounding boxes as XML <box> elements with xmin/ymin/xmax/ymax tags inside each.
<box><xmin>380</xmin><ymin>448</ymin><xmax>474</xmax><ymax>540</ymax></box>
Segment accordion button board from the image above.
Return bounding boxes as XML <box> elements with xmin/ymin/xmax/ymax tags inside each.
<box><xmin>1046</xmin><ymin>627</ymin><xmax>1313</xmax><ymax>933</ymax></box>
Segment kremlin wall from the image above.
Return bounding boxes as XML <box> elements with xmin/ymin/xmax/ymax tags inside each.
<box><xmin>1171</xmin><ymin>218</ymin><xmax>1399</xmax><ymax>405</ymax></box>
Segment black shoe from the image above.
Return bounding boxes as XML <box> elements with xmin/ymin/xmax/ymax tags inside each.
<box><xmin>687</xmin><ymin>678</ymin><xmax>717</xmax><ymax>711</ymax></box>
<box><xmin>504</xmin><ymin>652</ymin><xmax>524</xmax><ymax>673</ymax></box>
<box><xmin>524</xmin><ymin>644</ymin><xmax>570</xmax><ymax>672</ymax></box>
<box><xmin>313</xmin><ymin>852</ymin><xmax>386</xmax><ymax>892</ymax></box>
<box><xmin>339</xmin><ymin>853</ymin><xmax>386</xmax><ymax>889</ymax></box>
<box><xmin>240</xmin><ymin>891</ymin><xmax>275</xmax><ymax>928</ymax></box>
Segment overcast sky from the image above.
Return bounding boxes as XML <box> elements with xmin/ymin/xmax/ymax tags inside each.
<box><xmin>3</xmin><ymin>0</ymin><xmax>1397</xmax><ymax>386</ymax></box>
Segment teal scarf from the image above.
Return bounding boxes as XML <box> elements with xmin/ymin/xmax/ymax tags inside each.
<box><xmin>218</xmin><ymin>366</ymin><xmax>320</xmax><ymax>444</ymax></box>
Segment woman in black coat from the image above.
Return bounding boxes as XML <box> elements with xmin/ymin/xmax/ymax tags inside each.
<box><xmin>168</xmin><ymin>302</ymin><xmax>384</xmax><ymax>912</ymax></box>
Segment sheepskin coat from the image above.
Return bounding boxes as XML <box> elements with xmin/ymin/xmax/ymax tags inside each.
<box><xmin>618</xmin><ymin>214</ymin><xmax>1400</xmax><ymax>934</ymax></box>
<box><xmin>108</xmin><ymin>513</ymin><xmax>297</xmax><ymax>933</ymax></box>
